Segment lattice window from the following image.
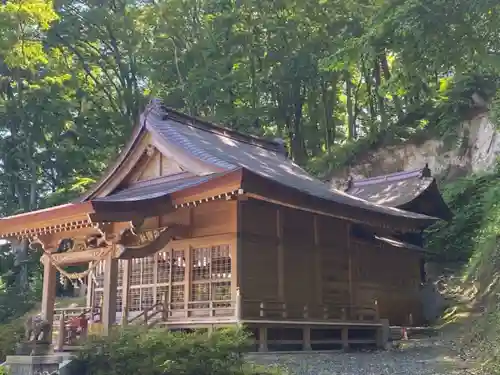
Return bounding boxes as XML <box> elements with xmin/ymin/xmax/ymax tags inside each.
<box><xmin>117</xmin><ymin>260</ymin><xmax>124</xmax><ymax>287</ymax></box>
<box><xmin>130</xmin><ymin>259</ymin><xmax>141</xmax><ymax>286</ymax></box>
<box><xmin>212</xmin><ymin>281</ymin><xmax>231</xmax><ymax>301</ymax></box>
<box><xmin>94</xmin><ymin>290</ymin><xmax>103</xmax><ymax>308</ymax></box>
<box><xmin>94</xmin><ymin>261</ymin><xmax>105</xmax><ymax>288</ymax></box>
<box><xmin>129</xmin><ymin>288</ymin><xmax>141</xmax><ymax>311</ymax></box>
<box><xmin>192</xmin><ymin>247</ymin><xmax>210</xmax><ymax>281</ymax></box>
<box><xmin>156</xmin><ymin>286</ymin><xmax>168</xmax><ymax>305</ymax></box>
<box><xmin>191</xmin><ymin>283</ymin><xmax>210</xmax><ymax>301</ymax></box>
<box><xmin>211</xmin><ymin>245</ymin><xmax>231</xmax><ymax>280</ymax></box>
<box><xmin>116</xmin><ymin>292</ymin><xmax>123</xmax><ymax>312</ymax></box>
<box><xmin>190</xmin><ymin>244</ymin><xmax>232</xmax><ymax>302</ymax></box>
<box><xmin>141</xmin><ymin>287</ymin><xmax>154</xmax><ymax>310</ymax></box>
<box><xmin>142</xmin><ymin>256</ymin><xmax>154</xmax><ymax>284</ymax></box>
<box><xmin>171</xmin><ymin>285</ymin><xmax>184</xmax><ymax>305</ymax></box>
<box><xmin>157</xmin><ymin>251</ymin><xmax>170</xmax><ymax>283</ymax></box>
<box><xmin>171</xmin><ymin>250</ymin><xmax>185</xmax><ymax>282</ymax></box>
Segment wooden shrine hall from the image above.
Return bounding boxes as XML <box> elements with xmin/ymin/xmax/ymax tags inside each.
<box><xmin>0</xmin><ymin>100</ymin><xmax>444</xmax><ymax>351</ymax></box>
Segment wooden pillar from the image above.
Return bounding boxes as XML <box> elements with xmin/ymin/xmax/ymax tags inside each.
<box><xmin>121</xmin><ymin>259</ymin><xmax>132</xmax><ymax>325</ymax></box>
<box><xmin>102</xmin><ymin>251</ymin><xmax>118</xmax><ymax>335</ymax></box>
<box><xmin>302</xmin><ymin>326</ymin><xmax>312</xmax><ymax>351</ymax></box>
<box><xmin>341</xmin><ymin>326</ymin><xmax>349</xmax><ymax>350</ymax></box>
<box><xmin>230</xmin><ymin>236</ymin><xmax>238</xmax><ymax>306</ymax></box>
<box><xmin>276</xmin><ymin>208</ymin><xmax>284</xmax><ymax>301</ymax></box>
<box><xmin>347</xmin><ymin>224</ymin><xmax>354</xmax><ymax>317</ymax></box>
<box><xmin>376</xmin><ymin>318</ymin><xmax>390</xmax><ymax>349</ymax></box>
<box><xmin>258</xmin><ymin>326</ymin><xmax>268</xmax><ymax>352</ymax></box>
<box><xmin>86</xmin><ymin>262</ymin><xmax>93</xmax><ymax>308</ymax></box>
<box><xmin>41</xmin><ymin>256</ymin><xmax>57</xmax><ymax>332</ymax></box>
<box><xmin>184</xmin><ymin>246</ymin><xmax>192</xmax><ymax>317</ymax></box>
<box><xmin>183</xmin><ymin>208</ymin><xmax>193</xmax><ymax>317</ymax></box>
<box><xmin>313</xmin><ymin>216</ymin><xmax>322</xmax><ymax>306</ymax></box>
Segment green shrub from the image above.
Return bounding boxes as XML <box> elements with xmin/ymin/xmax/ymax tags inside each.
<box><xmin>425</xmin><ymin>170</ymin><xmax>500</xmax><ymax>262</ymax></box>
<box><xmin>0</xmin><ymin>319</ymin><xmax>24</xmax><ymax>362</ymax></box>
<box><xmin>74</xmin><ymin>326</ymin><xmax>287</xmax><ymax>375</ymax></box>
<box><xmin>0</xmin><ymin>365</ymin><xmax>10</xmax><ymax>375</ymax></box>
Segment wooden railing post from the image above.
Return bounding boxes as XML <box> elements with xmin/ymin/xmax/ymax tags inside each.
<box><xmin>235</xmin><ymin>288</ymin><xmax>242</xmax><ymax>321</ymax></box>
<box><xmin>210</xmin><ymin>301</ymin><xmax>214</xmax><ymax>317</ymax></box>
<box><xmin>162</xmin><ymin>293</ymin><xmax>168</xmax><ymax>321</ymax></box>
<box><xmin>259</xmin><ymin>302</ymin><xmax>265</xmax><ymax>318</ymax></box>
<box><xmin>57</xmin><ymin>311</ymin><xmax>65</xmax><ymax>351</ymax></box>
<box><xmin>303</xmin><ymin>305</ymin><xmax>309</xmax><ymax>319</ymax></box>
<box><xmin>282</xmin><ymin>303</ymin><xmax>287</xmax><ymax>318</ymax></box>
<box><xmin>374</xmin><ymin>299</ymin><xmax>380</xmax><ymax>321</ymax></box>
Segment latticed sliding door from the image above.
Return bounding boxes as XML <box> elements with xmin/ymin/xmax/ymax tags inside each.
<box><xmin>90</xmin><ymin>243</ymin><xmax>231</xmax><ymax>317</ymax></box>
<box><xmin>190</xmin><ymin>244</ymin><xmax>232</xmax><ymax>305</ymax></box>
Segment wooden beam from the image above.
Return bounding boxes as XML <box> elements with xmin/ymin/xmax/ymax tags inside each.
<box><xmin>42</xmin><ymin>246</ymin><xmax>117</xmax><ymax>266</ymax></box>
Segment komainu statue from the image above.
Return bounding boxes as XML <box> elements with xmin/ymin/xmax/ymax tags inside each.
<box><xmin>24</xmin><ymin>315</ymin><xmax>52</xmax><ymax>343</ymax></box>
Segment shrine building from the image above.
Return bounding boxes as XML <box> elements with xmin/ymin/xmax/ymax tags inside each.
<box><xmin>0</xmin><ymin>100</ymin><xmax>444</xmax><ymax>351</ymax></box>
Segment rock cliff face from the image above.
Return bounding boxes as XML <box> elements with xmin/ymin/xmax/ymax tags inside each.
<box><xmin>331</xmin><ymin>112</ymin><xmax>499</xmax><ymax>188</ymax></box>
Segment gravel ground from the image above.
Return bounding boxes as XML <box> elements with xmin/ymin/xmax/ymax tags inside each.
<box><xmin>247</xmin><ymin>337</ymin><xmax>476</xmax><ymax>375</ymax></box>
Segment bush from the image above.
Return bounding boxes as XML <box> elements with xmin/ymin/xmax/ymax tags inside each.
<box><xmin>425</xmin><ymin>170</ymin><xmax>500</xmax><ymax>262</ymax></box>
<box><xmin>0</xmin><ymin>319</ymin><xmax>24</xmax><ymax>362</ymax></box>
<box><xmin>74</xmin><ymin>326</ymin><xmax>287</xmax><ymax>375</ymax></box>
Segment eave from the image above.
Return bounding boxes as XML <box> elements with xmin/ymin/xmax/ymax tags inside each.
<box><xmin>240</xmin><ymin>169</ymin><xmax>438</xmax><ymax>232</ymax></box>
<box><xmin>0</xmin><ymin>169</ymin><xmax>244</xmax><ymax>240</ymax></box>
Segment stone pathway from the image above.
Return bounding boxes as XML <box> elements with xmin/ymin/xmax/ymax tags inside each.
<box><xmin>247</xmin><ymin>336</ymin><xmax>476</xmax><ymax>375</ymax></box>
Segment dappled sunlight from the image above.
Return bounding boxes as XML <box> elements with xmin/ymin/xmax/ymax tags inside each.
<box><xmin>216</xmin><ymin>133</ymin><xmax>238</xmax><ymax>147</ymax></box>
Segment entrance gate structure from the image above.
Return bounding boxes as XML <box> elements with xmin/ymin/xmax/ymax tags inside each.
<box><xmin>0</xmin><ymin>100</ymin><xmax>441</xmax><ymax>351</ymax></box>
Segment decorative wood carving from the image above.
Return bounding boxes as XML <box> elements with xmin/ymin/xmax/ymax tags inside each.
<box><xmin>42</xmin><ymin>247</ymin><xmax>116</xmax><ymax>266</ymax></box>
<box><xmin>117</xmin><ymin>225</ymin><xmax>190</xmax><ymax>260</ymax></box>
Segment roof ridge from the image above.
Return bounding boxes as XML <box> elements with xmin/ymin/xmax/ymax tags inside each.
<box><xmin>350</xmin><ymin>168</ymin><xmax>429</xmax><ymax>187</ymax></box>
<box><xmin>146</xmin><ymin>99</ymin><xmax>287</xmax><ymax>154</ymax></box>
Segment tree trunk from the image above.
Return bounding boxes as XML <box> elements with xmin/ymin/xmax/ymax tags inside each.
<box><xmin>290</xmin><ymin>86</ymin><xmax>307</xmax><ymax>163</ymax></box>
<box><xmin>380</xmin><ymin>51</ymin><xmax>403</xmax><ymax>118</ymax></box>
<box><xmin>345</xmin><ymin>71</ymin><xmax>356</xmax><ymax>139</ymax></box>
<box><xmin>320</xmin><ymin>76</ymin><xmax>337</xmax><ymax>150</ymax></box>
<box><xmin>362</xmin><ymin>59</ymin><xmax>377</xmax><ymax>133</ymax></box>
<box><xmin>374</xmin><ymin>58</ymin><xmax>388</xmax><ymax>129</ymax></box>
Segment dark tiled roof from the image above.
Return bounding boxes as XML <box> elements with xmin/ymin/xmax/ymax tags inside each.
<box><xmin>345</xmin><ymin>169</ymin><xmax>434</xmax><ymax>207</ymax></box>
<box><xmin>143</xmin><ymin>101</ymin><xmax>435</xmax><ymax>221</ymax></box>
<box><xmin>94</xmin><ymin>174</ymin><xmax>218</xmax><ymax>202</ymax></box>
<box><xmin>344</xmin><ymin>168</ymin><xmax>452</xmax><ymax>221</ymax></box>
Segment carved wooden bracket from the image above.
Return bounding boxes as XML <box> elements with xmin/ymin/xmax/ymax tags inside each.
<box><xmin>117</xmin><ymin>225</ymin><xmax>190</xmax><ymax>260</ymax></box>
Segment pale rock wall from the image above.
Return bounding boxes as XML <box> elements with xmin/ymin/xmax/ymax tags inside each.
<box><xmin>331</xmin><ymin>113</ymin><xmax>499</xmax><ymax>188</ymax></box>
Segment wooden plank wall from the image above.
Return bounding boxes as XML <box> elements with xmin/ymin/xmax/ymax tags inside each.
<box><xmin>353</xmin><ymin>240</ymin><xmax>423</xmax><ymax>325</ymax></box>
<box><xmin>316</xmin><ymin>215</ymin><xmax>351</xmax><ymax>308</ymax></box>
<box><xmin>238</xmin><ymin>200</ymin><xmax>279</xmax><ymax>301</ymax></box>
<box><xmin>239</xmin><ymin>200</ymin><xmax>350</xmax><ymax>311</ymax></box>
<box><xmin>238</xmin><ymin>199</ymin><xmax>424</xmax><ymax>325</ymax></box>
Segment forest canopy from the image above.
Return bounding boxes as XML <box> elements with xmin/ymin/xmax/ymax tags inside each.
<box><xmin>0</xmin><ymin>0</ymin><xmax>499</xmax><ymax>217</ymax></box>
